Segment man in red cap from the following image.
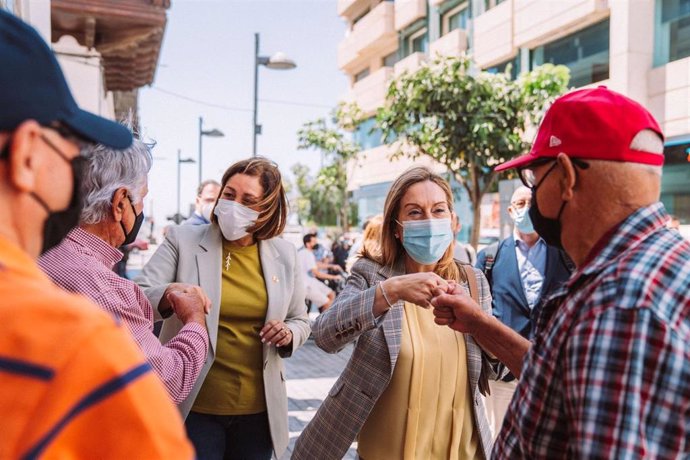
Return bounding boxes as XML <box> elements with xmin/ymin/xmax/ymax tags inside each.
<box><xmin>432</xmin><ymin>86</ymin><xmax>690</xmax><ymax>458</ymax></box>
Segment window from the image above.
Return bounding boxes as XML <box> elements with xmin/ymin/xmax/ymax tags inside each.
<box><xmin>354</xmin><ymin>68</ymin><xmax>370</xmax><ymax>83</ymax></box>
<box><xmin>352</xmin><ymin>7</ymin><xmax>370</xmax><ymax>27</ymax></box>
<box><xmin>531</xmin><ymin>19</ymin><xmax>609</xmax><ymax>88</ymax></box>
<box><xmin>442</xmin><ymin>2</ymin><xmax>469</xmax><ymax>35</ymax></box>
<box><xmin>655</xmin><ymin>0</ymin><xmax>690</xmax><ymax>65</ymax></box>
<box><xmin>400</xmin><ymin>19</ymin><xmax>428</xmax><ymax>57</ymax></box>
<box><xmin>383</xmin><ymin>51</ymin><xmax>399</xmax><ymax>67</ymax></box>
<box><xmin>353</xmin><ymin>117</ymin><xmax>383</xmax><ymax>151</ymax></box>
<box><xmin>484</xmin><ymin>0</ymin><xmax>506</xmax><ymax>11</ymax></box>
<box><xmin>409</xmin><ymin>28</ymin><xmax>429</xmax><ymax>54</ymax></box>
<box><xmin>485</xmin><ymin>55</ymin><xmax>520</xmax><ymax>79</ymax></box>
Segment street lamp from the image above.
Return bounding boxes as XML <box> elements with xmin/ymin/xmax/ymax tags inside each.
<box><xmin>177</xmin><ymin>149</ymin><xmax>196</xmax><ymax>224</ymax></box>
<box><xmin>198</xmin><ymin>116</ymin><xmax>224</xmax><ymax>184</ymax></box>
<box><xmin>253</xmin><ymin>32</ymin><xmax>297</xmax><ymax>157</ymax></box>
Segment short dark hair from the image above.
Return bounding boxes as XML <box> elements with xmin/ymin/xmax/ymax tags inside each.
<box><xmin>303</xmin><ymin>233</ymin><xmax>316</xmax><ymax>246</ymax></box>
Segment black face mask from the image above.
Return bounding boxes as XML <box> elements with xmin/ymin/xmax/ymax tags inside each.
<box><xmin>528</xmin><ymin>166</ymin><xmax>567</xmax><ymax>250</ymax></box>
<box><xmin>35</xmin><ymin>140</ymin><xmax>86</xmax><ymax>255</ymax></box>
<box><xmin>121</xmin><ymin>197</ymin><xmax>144</xmax><ymax>246</ymax></box>
<box><xmin>529</xmin><ymin>190</ymin><xmax>567</xmax><ymax>250</ymax></box>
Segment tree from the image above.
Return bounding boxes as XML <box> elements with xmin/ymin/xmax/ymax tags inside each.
<box><xmin>377</xmin><ymin>55</ymin><xmax>570</xmax><ymax>247</ymax></box>
<box><xmin>297</xmin><ymin>103</ymin><xmax>363</xmax><ymax>233</ymax></box>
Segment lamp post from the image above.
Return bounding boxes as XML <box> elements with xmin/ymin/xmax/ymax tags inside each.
<box><xmin>177</xmin><ymin>149</ymin><xmax>196</xmax><ymax>224</ymax></box>
<box><xmin>198</xmin><ymin>116</ymin><xmax>224</xmax><ymax>184</ymax></box>
<box><xmin>253</xmin><ymin>32</ymin><xmax>297</xmax><ymax>157</ymax></box>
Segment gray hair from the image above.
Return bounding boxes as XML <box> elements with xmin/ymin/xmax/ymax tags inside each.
<box><xmin>80</xmin><ymin>137</ymin><xmax>153</xmax><ymax>225</ymax></box>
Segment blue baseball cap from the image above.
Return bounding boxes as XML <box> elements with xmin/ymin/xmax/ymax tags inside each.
<box><xmin>0</xmin><ymin>10</ymin><xmax>132</xmax><ymax>149</ymax></box>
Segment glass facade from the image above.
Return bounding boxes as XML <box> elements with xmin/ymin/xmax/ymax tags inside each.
<box><xmin>661</xmin><ymin>139</ymin><xmax>690</xmax><ymax>224</ymax></box>
<box><xmin>353</xmin><ymin>117</ymin><xmax>384</xmax><ymax>151</ymax></box>
<box><xmin>655</xmin><ymin>0</ymin><xmax>690</xmax><ymax>65</ymax></box>
<box><xmin>354</xmin><ymin>68</ymin><xmax>370</xmax><ymax>82</ymax></box>
<box><xmin>531</xmin><ymin>19</ymin><xmax>610</xmax><ymax>88</ymax></box>
<box><xmin>383</xmin><ymin>51</ymin><xmax>399</xmax><ymax>67</ymax></box>
<box><xmin>485</xmin><ymin>54</ymin><xmax>520</xmax><ymax>79</ymax></box>
<box><xmin>442</xmin><ymin>2</ymin><xmax>469</xmax><ymax>35</ymax></box>
<box><xmin>401</xmin><ymin>19</ymin><xmax>428</xmax><ymax>57</ymax></box>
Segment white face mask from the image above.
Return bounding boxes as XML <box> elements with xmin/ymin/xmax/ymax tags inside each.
<box><xmin>200</xmin><ymin>202</ymin><xmax>214</xmax><ymax>222</ymax></box>
<box><xmin>214</xmin><ymin>199</ymin><xmax>260</xmax><ymax>241</ymax></box>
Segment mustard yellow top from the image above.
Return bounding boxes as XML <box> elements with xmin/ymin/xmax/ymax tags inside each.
<box><xmin>192</xmin><ymin>240</ymin><xmax>268</xmax><ymax>415</ymax></box>
<box><xmin>358</xmin><ymin>302</ymin><xmax>480</xmax><ymax>460</ymax></box>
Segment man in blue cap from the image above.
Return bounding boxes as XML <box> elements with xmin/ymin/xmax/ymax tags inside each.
<box><xmin>0</xmin><ymin>11</ymin><xmax>194</xmax><ymax>458</ymax></box>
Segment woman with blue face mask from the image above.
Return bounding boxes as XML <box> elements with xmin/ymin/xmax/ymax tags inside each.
<box><xmin>137</xmin><ymin>157</ymin><xmax>310</xmax><ymax>460</ymax></box>
<box><xmin>294</xmin><ymin>167</ymin><xmax>499</xmax><ymax>460</ymax></box>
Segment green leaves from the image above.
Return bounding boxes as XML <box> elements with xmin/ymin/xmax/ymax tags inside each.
<box><xmin>295</xmin><ymin>103</ymin><xmax>365</xmax><ymax>231</ymax></box>
<box><xmin>377</xmin><ymin>54</ymin><xmax>569</xmax><ymax>246</ymax></box>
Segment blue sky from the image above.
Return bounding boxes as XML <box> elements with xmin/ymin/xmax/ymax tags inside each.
<box><xmin>138</xmin><ymin>0</ymin><xmax>348</xmax><ymax>230</ymax></box>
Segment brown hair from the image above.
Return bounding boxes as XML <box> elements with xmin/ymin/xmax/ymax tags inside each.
<box><xmin>374</xmin><ymin>166</ymin><xmax>460</xmax><ymax>282</ymax></box>
<box><xmin>360</xmin><ymin>214</ymin><xmax>383</xmax><ymax>261</ymax></box>
<box><xmin>211</xmin><ymin>157</ymin><xmax>288</xmax><ymax>241</ymax></box>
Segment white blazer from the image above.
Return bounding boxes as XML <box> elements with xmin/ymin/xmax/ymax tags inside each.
<box><xmin>136</xmin><ymin>223</ymin><xmax>310</xmax><ymax>458</ymax></box>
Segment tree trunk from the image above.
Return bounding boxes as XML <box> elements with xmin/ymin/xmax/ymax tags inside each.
<box><xmin>341</xmin><ymin>187</ymin><xmax>350</xmax><ymax>233</ymax></box>
<box><xmin>469</xmin><ymin>165</ymin><xmax>483</xmax><ymax>249</ymax></box>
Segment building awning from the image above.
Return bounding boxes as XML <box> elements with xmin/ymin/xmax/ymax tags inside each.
<box><xmin>51</xmin><ymin>0</ymin><xmax>170</xmax><ymax>92</ymax></box>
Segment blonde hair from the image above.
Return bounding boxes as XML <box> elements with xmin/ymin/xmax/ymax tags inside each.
<box><xmin>373</xmin><ymin>167</ymin><xmax>461</xmax><ymax>282</ymax></box>
<box><xmin>211</xmin><ymin>157</ymin><xmax>288</xmax><ymax>240</ymax></box>
<box><xmin>360</xmin><ymin>214</ymin><xmax>383</xmax><ymax>260</ymax></box>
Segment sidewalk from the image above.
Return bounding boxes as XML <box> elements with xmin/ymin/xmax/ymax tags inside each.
<box><xmin>281</xmin><ymin>339</ymin><xmax>356</xmax><ymax>460</ymax></box>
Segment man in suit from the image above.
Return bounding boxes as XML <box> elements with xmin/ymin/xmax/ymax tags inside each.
<box><xmin>476</xmin><ymin>185</ymin><xmax>572</xmax><ymax>435</ymax></box>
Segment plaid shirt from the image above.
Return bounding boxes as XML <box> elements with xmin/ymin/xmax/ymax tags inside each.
<box><xmin>493</xmin><ymin>202</ymin><xmax>690</xmax><ymax>459</ymax></box>
<box><xmin>38</xmin><ymin>228</ymin><xmax>208</xmax><ymax>404</ymax></box>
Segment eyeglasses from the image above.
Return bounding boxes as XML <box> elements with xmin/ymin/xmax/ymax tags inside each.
<box><xmin>518</xmin><ymin>157</ymin><xmax>590</xmax><ymax>189</ymax></box>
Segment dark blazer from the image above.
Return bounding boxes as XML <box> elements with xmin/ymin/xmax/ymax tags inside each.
<box><xmin>476</xmin><ymin>236</ymin><xmax>572</xmax><ymax>341</ymax></box>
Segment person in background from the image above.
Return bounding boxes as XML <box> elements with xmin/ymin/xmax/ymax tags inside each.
<box><xmin>331</xmin><ymin>236</ymin><xmax>351</xmax><ymax>271</ymax></box>
<box><xmin>452</xmin><ymin>215</ymin><xmax>477</xmax><ymax>265</ymax></box>
<box><xmin>433</xmin><ymin>87</ymin><xmax>690</xmax><ymax>458</ymax></box>
<box><xmin>667</xmin><ymin>214</ymin><xmax>681</xmax><ymax>231</ymax></box>
<box><xmin>345</xmin><ymin>217</ymin><xmax>372</xmax><ymax>271</ymax></box>
<box><xmin>183</xmin><ymin>179</ymin><xmax>221</xmax><ymax>226</ymax></box>
<box><xmin>39</xmin><ymin>134</ymin><xmax>211</xmax><ymax>404</ymax></box>
<box><xmin>0</xmin><ymin>10</ymin><xmax>192</xmax><ymax>458</ymax></box>
<box><xmin>475</xmin><ymin>185</ymin><xmax>572</xmax><ymax>436</ymax></box>
<box><xmin>298</xmin><ymin>233</ymin><xmax>340</xmax><ymax>313</ymax></box>
<box><xmin>294</xmin><ymin>167</ymin><xmax>498</xmax><ymax>460</ymax></box>
<box><xmin>137</xmin><ymin>157</ymin><xmax>310</xmax><ymax>460</ymax></box>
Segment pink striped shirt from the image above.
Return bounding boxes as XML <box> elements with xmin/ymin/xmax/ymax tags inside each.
<box><xmin>38</xmin><ymin>228</ymin><xmax>208</xmax><ymax>404</ymax></box>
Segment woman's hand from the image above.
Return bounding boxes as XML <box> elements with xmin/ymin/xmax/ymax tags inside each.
<box><xmin>260</xmin><ymin>320</ymin><xmax>293</xmax><ymax>347</ymax></box>
<box><xmin>384</xmin><ymin>272</ymin><xmax>450</xmax><ymax>309</ymax></box>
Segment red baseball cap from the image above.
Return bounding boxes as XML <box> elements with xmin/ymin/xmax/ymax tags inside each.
<box><xmin>495</xmin><ymin>86</ymin><xmax>665</xmax><ymax>172</ymax></box>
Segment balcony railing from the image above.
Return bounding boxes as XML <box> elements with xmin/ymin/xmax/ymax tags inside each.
<box><xmin>429</xmin><ymin>28</ymin><xmax>468</xmax><ymax>58</ymax></box>
<box><xmin>513</xmin><ymin>0</ymin><xmax>609</xmax><ymax>48</ymax></box>
<box><xmin>337</xmin><ymin>1</ymin><xmax>397</xmax><ymax>72</ymax></box>
<box><xmin>394</xmin><ymin>51</ymin><xmax>427</xmax><ymax>76</ymax></box>
<box><xmin>351</xmin><ymin>66</ymin><xmax>394</xmax><ymax>115</ymax></box>
<box><xmin>395</xmin><ymin>0</ymin><xmax>427</xmax><ymax>31</ymax></box>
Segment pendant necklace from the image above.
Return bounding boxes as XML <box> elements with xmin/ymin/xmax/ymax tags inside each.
<box><xmin>224</xmin><ymin>249</ymin><xmax>232</xmax><ymax>271</ymax></box>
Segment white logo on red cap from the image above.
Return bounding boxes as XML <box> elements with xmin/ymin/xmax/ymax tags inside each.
<box><xmin>549</xmin><ymin>135</ymin><xmax>562</xmax><ymax>147</ymax></box>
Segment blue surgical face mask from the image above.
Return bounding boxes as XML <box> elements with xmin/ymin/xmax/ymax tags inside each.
<box><xmin>512</xmin><ymin>207</ymin><xmax>535</xmax><ymax>234</ymax></box>
<box><xmin>399</xmin><ymin>218</ymin><xmax>453</xmax><ymax>265</ymax></box>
